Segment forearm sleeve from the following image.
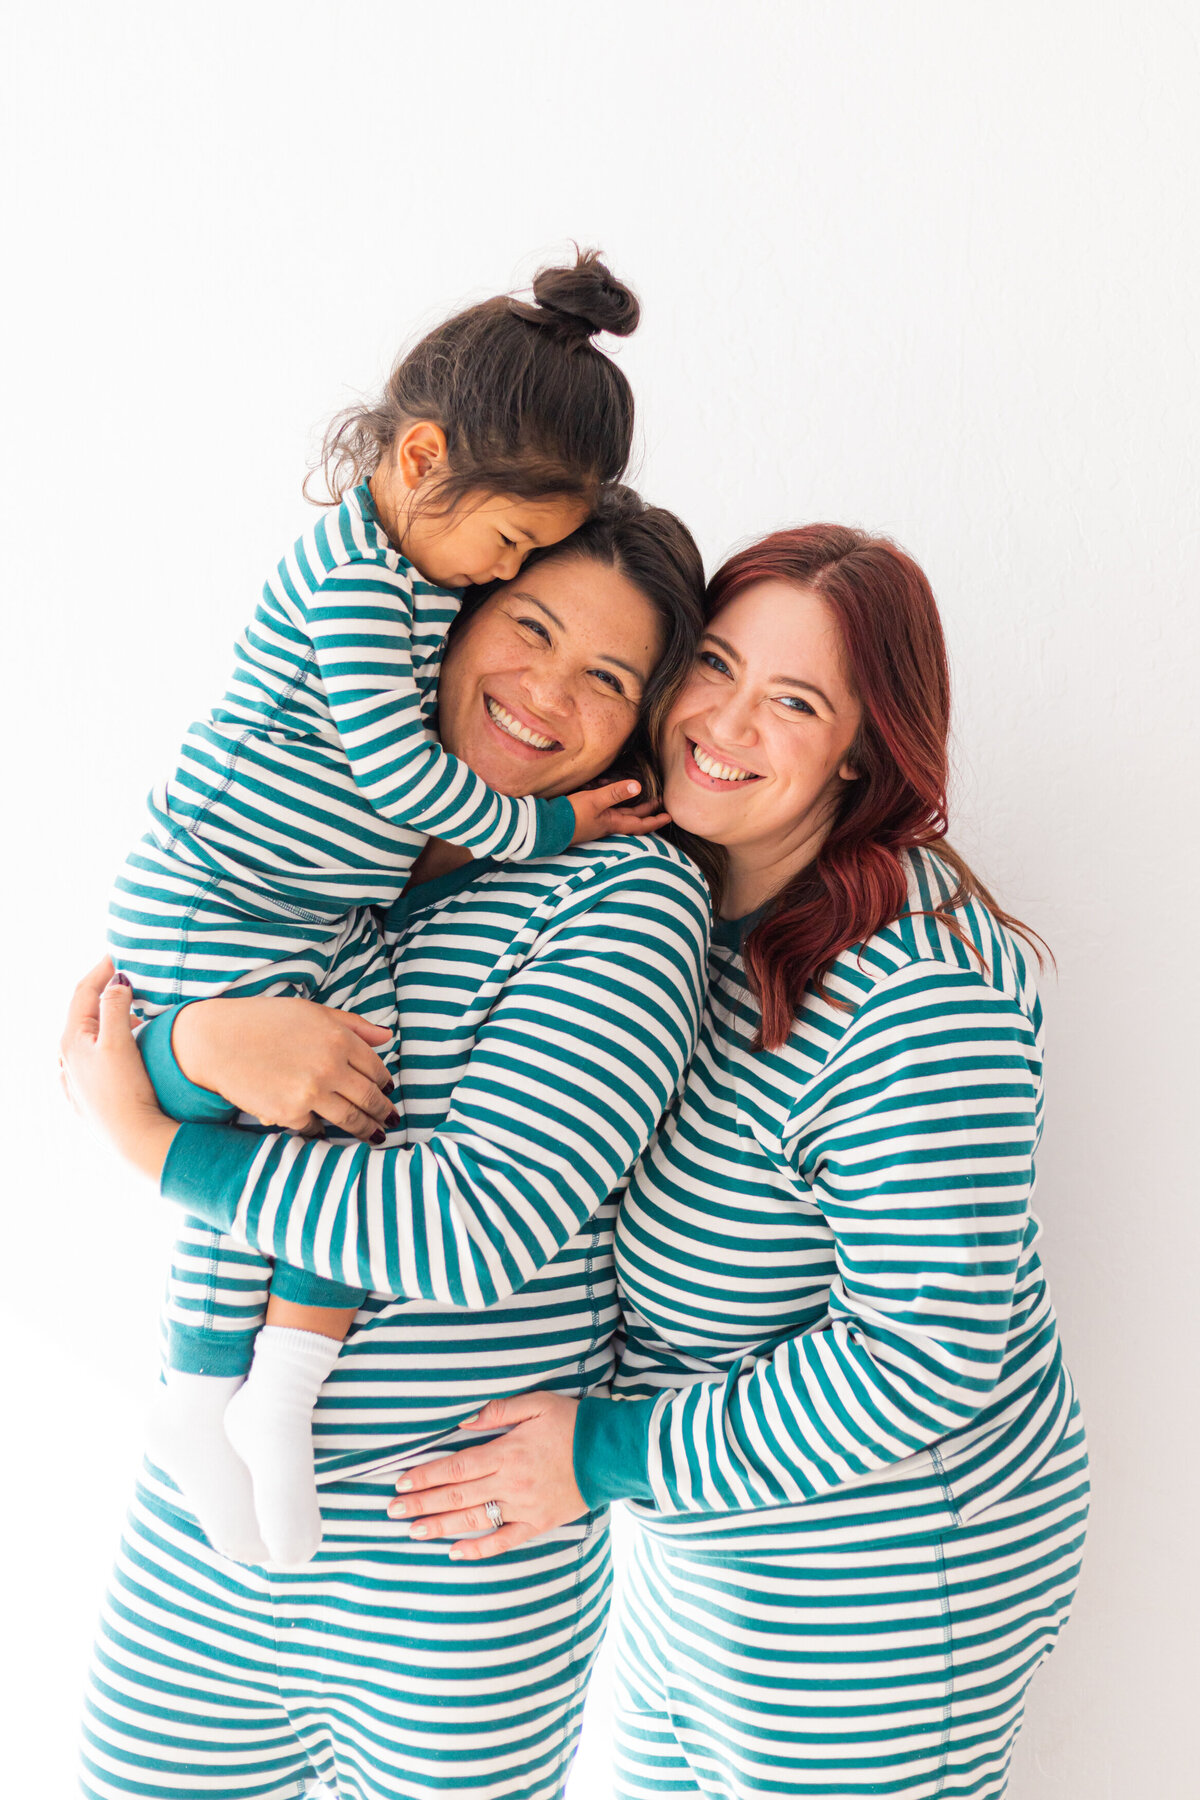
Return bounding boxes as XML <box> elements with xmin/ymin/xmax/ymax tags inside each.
<box><xmin>162</xmin><ymin>863</ymin><xmax>711</xmax><ymax>1304</ymax></box>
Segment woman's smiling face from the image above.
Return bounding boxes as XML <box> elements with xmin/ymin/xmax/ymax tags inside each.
<box><xmin>436</xmin><ymin>554</ymin><xmax>666</xmax><ymax>798</ymax></box>
<box><xmin>661</xmin><ymin>579</ymin><xmax>863</xmax><ymax>862</ymax></box>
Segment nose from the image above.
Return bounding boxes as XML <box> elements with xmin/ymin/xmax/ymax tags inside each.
<box><xmin>490</xmin><ymin>545</ymin><xmax>523</xmax><ymax>583</ymax></box>
<box><xmin>703</xmin><ymin>684</ymin><xmax>758</xmax><ymax>749</ymax></box>
<box><xmin>519</xmin><ymin>663</ymin><xmax>573</xmax><ymax>725</ymax></box>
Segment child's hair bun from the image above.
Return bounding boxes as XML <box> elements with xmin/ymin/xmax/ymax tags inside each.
<box><xmin>510</xmin><ymin>248</ymin><xmax>641</xmax><ymax>344</ymax></box>
<box><xmin>313</xmin><ymin>246</ymin><xmax>641</xmax><ymax>504</ymax></box>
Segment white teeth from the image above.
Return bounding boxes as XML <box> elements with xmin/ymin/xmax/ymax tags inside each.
<box><xmin>691</xmin><ymin>741</ymin><xmax>757</xmax><ymax>782</ymax></box>
<box><xmin>486</xmin><ymin>697</ymin><xmax>556</xmax><ymax>749</ymax></box>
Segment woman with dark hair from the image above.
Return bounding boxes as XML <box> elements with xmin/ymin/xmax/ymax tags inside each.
<box><xmin>60</xmin><ymin>494</ymin><xmax>713</xmax><ymax>1800</ymax></box>
<box><xmin>387</xmin><ymin>526</ymin><xmax>1089</xmax><ymax>1799</ymax></box>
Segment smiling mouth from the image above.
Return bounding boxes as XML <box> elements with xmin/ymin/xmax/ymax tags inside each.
<box><xmin>485</xmin><ymin>695</ymin><xmax>561</xmax><ymax>751</ymax></box>
<box><xmin>688</xmin><ymin>739</ymin><xmax>762</xmax><ymax>784</ymax></box>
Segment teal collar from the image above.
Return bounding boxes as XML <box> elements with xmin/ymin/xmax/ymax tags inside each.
<box><xmin>712</xmin><ymin>903</ymin><xmax>771</xmax><ymax>950</ymax></box>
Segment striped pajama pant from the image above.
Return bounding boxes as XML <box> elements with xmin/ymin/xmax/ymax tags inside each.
<box><xmin>81</xmin><ymin>1474</ymin><xmax>612</xmax><ymax>1799</ymax></box>
<box><xmin>614</xmin><ymin>1412</ymin><xmax>1089</xmax><ymax>1800</ymax></box>
<box><xmin>111</xmin><ymin>833</ymin><xmax>405</xmax><ymax>1371</ymax></box>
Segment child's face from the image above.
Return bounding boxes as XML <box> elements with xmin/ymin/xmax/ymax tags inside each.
<box><xmin>436</xmin><ymin>554</ymin><xmax>665</xmax><ymax>798</ymax></box>
<box><xmin>405</xmin><ymin>492</ymin><xmax>590</xmax><ymax>590</ymax></box>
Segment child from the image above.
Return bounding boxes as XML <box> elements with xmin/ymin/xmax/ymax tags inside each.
<box><xmin>110</xmin><ymin>249</ymin><xmax>651</xmax><ymax>1564</ymax></box>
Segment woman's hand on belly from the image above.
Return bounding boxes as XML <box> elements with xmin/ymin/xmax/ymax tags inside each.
<box><xmin>387</xmin><ymin>1391</ymin><xmax>585</xmax><ymax>1560</ymax></box>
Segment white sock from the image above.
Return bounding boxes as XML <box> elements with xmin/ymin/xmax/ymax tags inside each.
<box><xmin>223</xmin><ymin>1326</ymin><xmax>341</xmax><ymax>1565</ymax></box>
<box><xmin>145</xmin><ymin>1370</ymin><xmax>269</xmax><ymax>1565</ymax></box>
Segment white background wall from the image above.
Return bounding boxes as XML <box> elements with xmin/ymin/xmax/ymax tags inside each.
<box><xmin>4</xmin><ymin>3</ymin><xmax>1197</xmax><ymax>1794</ymax></box>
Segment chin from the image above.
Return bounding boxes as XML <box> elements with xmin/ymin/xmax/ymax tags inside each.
<box><xmin>661</xmin><ymin>772</ymin><xmax>713</xmax><ymax>837</ymax></box>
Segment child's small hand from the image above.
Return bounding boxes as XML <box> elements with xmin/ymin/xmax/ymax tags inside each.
<box><xmin>568</xmin><ymin>780</ymin><xmax>672</xmax><ymax>846</ymax></box>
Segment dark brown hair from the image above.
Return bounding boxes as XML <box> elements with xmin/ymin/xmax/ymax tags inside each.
<box><xmin>703</xmin><ymin>526</ymin><xmax>1046</xmax><ymax>1049</ymax></box>
<box><xmin>308</xmin><ymin>248</ymin><xmax>640</xmax><ymax>509</ymax></box>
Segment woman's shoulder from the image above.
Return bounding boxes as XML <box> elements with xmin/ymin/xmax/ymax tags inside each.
<box><xmin>547</xmin><ymin>833</ymin><xmax>714</xmax><ymax>914</ymax></box>
<box><xmin>397</xmin><ymin>834</ymin><xmax>712</xmax><ymax>938</ymax></box>
<box><xmin>760</xmin><ymin>849</ymin><xmax>1046</xmax><ymax>1135</ymax></box>
<box><xmin>819</xmin><ymin>845</ymin><xmax>1042</xmax><ymax>1027</ymax></box>
<box><xmin>463</xmin><ymin>835</ymin><xmax>713</xmax><ymax>956</ymax></box>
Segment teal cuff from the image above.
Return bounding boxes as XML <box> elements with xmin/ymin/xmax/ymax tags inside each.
<box><xmin>168</xmin><ymin>1319</ymin><xmax>257</xmax><ymax>1377</ymax></box>
<box><xmin>161</xmin><ymin>1123</ymin><xmax>263</xmax><ymax>1233</ymax></box>
<box><xmin>572</xmin><ymin>1395</ymin><xmax>657</xmax><ymax>1510</ymax></box>
<box><xmin>270</xmin><ymin>1262</ymin><xmax>365</xmax><ymax>1310</ymax></box>
<box><xmin>532</xmin><ymin>794</ymin><xmax>575</xmax><ymax>858</ymax></box>
<box><xmin>139</xmin><ymin>1006</ymin><xmax>237</xmax><ymax>1124</ymax></box>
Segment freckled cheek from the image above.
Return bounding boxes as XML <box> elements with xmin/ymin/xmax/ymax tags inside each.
<box><xmin>570</xmin><ymin>698</ymin><xmax>629</xmax><ymax>770</ymax></box>
<box><xmin>471</xmin><ymin>638</ymin><xmax>530</xmax><ymax>692</ymax></box>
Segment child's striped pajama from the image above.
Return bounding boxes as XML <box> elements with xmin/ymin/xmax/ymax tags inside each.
<box><xmin>109</xmin><ymin>483</ymin><xmax>575</xmax><ymax>1371</ymax></box>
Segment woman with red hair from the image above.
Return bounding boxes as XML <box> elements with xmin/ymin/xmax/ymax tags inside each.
<box><xmin>391</xmin><ymin>524</ymin><xmax>1089</xmax><ymax>1798</ymax></box>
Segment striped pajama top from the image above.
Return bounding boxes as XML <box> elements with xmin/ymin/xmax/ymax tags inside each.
<box><xmin>153</xmin><ymin>834</ymin><xmax>711</xmax><ymax>1481</ymax></box>
<box><xmin>147</xmin><ymin>482</ymin><xmax>572</xmax><ymax>916</ymax></box>
<box><xmin>575</xmin><ymin>846</ymin><xmax>1079</xmax><ymax>1553</ymax></box>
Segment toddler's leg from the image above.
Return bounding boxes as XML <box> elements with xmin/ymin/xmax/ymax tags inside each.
<box><xmin>224</xmin><ymin>1275</ymin><xmax>366</xmax><ymax>1565</ymax></box>
<box><xmin>110</xmin><ymin>838</ymin><xmax>361</xmax><ymax>1563</ymax></box>
<box><xmin>221</xmin><ymin>905</ymin><xmax>403</xmax><ymax>1562</ymax></box>
<box><xmin>146</xmin><ymin>1219</ymin><xmax>273</xmax><ymax>1564</ymax></box>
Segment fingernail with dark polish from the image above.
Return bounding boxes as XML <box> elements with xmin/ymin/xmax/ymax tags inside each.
<box><xmin>370</xmin><ymin>1129</ymin><xmax>386</xmax><ymax>1145</ymax></box>
<box><xmin>387</xmin><ymin>1110</ymin><xmax>401</xmax><ymax>1127</ymax></box>
<box><xmin>110</xmin><ymin>972</ymin><xmax>132</xmax><ymax>988</ymax></box>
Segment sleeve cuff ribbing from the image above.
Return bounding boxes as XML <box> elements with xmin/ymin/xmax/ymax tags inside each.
<box><xmin>532</xmin><ymin>794</ymin><xmax>576</xmax><ymax>859</ymax></box>
<box><xmin>573</xmin><ymin>1395</ymin><xmax>657</xmax><ymax>1510</ymax></box>
<box><xmin>138</xmin><ymin>1006</ymin><xmax>239</xmax><ymax>1124</ymax></box>
<box><xmin>161</xmin><ymin>1122</ymin><xmax>263</xmax><ymax>1232</ymax></box>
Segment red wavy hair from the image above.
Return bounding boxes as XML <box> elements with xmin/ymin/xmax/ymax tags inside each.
<box><xmin>705</xmin><ymin>525</ymin><xmax>1042</xmax><ymax>1050</ymax></box>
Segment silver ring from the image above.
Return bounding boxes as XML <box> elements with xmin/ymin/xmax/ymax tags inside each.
<box><xmin>484</xmin><ymin>1500</ymin><xmax>503</xmax><ymax>1530</ymax></box>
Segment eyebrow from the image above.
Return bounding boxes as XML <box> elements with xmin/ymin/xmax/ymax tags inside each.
<box><xmin>704</xmin><ymin>632</ymin><xmax>837</xmax><ymax>713</ymax></box>
<box><xmin>510</xmin><ymin>591</ymin><xmax>651</xmax><ymax>686</ymax></box>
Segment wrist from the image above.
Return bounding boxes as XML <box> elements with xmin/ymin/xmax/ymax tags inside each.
<box><xmin>573</xmin><ymin>1394</ymin><xmax>656</xmax><ymax>1509</ymax></box>
<box><xmin>538</xmin><ymin>793</ymin><xmax>577</xmax><ymax>855</ymax></box>
<box><xmin>126</xmin><ymin>1110</ymin><xmax>181</xmax><ymax>1182</ymax></box>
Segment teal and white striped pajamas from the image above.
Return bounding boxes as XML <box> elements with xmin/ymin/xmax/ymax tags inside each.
<box><xmin>83</xmin><ymin>836</ymin><xmax>712</xmax><ymax>1798</ymax></box>
<box><xmin>573</xmin><ymin>847</ymin><xmax>1088</xmax><ymax>1799</ymax></box>
<box><xmin>87</xmin><ymin>1472</ymin><xmax>613</xmax><ymax>1800</ymax></box>
<box><xmin>109</xmin><ymin>483</ymin><xmax>576</xmax><ymax>1371</ymax></box>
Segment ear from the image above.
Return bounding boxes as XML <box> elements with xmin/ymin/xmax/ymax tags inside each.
<box><xmin>837</xmin><ymin>757</ymin><xmax>859</xmax><ymax>782</ymax></box>
<box><xmin>393</xmin><ymin>420</ymin><xmax>449</xmax><ymax>491</ymax></box>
